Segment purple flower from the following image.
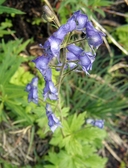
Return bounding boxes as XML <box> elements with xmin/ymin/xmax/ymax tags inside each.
<box><xmin>66</xmin><ymin>17</ymin><xmax>76</xmax><ymax>32</ymax></box>
<box><xmin>85</xmin><ymin>21</ymin><xmax>105</xmax><ymax>49</ymax></box>
<box><xmin>68</xmin><ymin>10</ymin><xmax>88</xmax><ymax>31</ymax></box>
<box><xmin>78</xmin><ymin>51</ymin><xmax>95</xmax><ymax>74</ymax></box>
<box><xmin>66</xmin><ymin>51</ymin><xmax>79</xmax><ymax>61</ymax></box>
<box><xmin>66</xmin><ymin>52</ymin><xmax>78</xmax><ymax>69</ymax></box>
<box><xmin>32</xmin><ymin>56</ymin><xmax>50</xmax><ymax>76</ymax></box>
<box><xmin>53</xmin><ymin>24</ymin><xmax>70</xmax><ymax>40</ymax></box>
<box><xmin>86</xmin><ymin>119</ymin><xmax>105</xmax><ymax>129</ymax></box>
<box><xmin>32</xmin><ymin>55</ymin><xmax>57</xmax><ymax>101</ymax></box>
<box><xmin>43</xmin><ymin>68</ymin><xmax>52</xmax><ymax>81</ymax></box>
<box><xmin>43</xmin><ymin>40</ymin><xmax>54</xmax><ymax>59</ymax></box>
<box><xmin>43</xmin><ymin>80</ymin><xmax>58</xmax><ymax>101</ymax></box>
<box><xmin>46</xmin><ymin>104</ymin><xmax>61</xmax><ymax>132</ymax></box>
<box><xmin>44</xmin><ymin>35</ymin><xmax>62</xmax><ymax>61</ymax></box>
<box><xmin>26</xmin><ymin>77</ymin><xmax>38</xmax><ymax>104</ymax></box>
<box><xmin>67</xmin><ymin>44</ymin><xmax>95</xmax><ymax>74</ymax></box>
<box><xmin>94</xmin><ymin>120</ymin><xmax>105</xmax><ymax>129</ymax></box>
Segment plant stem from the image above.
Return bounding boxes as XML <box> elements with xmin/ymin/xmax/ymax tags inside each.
<box><xmin>56</xmin><ymin>48</ymin><xmax>67</xmax><ymax>138</ymax></box>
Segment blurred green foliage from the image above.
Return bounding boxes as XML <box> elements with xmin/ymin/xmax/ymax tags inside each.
<box><xmin>0</xmin><ymin>0</ymin><xmax>128</xmax><ymax>168</ymax></box>
<box><xmin>0</xmin><ymin>39</ymin><xmax>33</xmax><ymax>124</ymax></box>
<box><xmin>112</xmin><ymin>24</ymin><xmax>128</xmax><ymax>50</ymax></box>
<box><xmin>0</xmin><ymin>0</ymin><xmax>25</xmax><ymax>14</ymax></box>
<box><xmin>62</xmin><ymin>54</ymin><xmax>128</xmax><ymax>118</ymax></box>
<box><xmin>47</xmin><ymin>113</ymin><xmax>107</xmax><ymax>168</ymax></box>
<box><xmin>58</xmin><ymin>0</ymin><xmax>112</xmax><ymax>23</ymax></box>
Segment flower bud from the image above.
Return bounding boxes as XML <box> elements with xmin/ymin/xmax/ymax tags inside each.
<box><xmin>42</xmin><ymin>5</ymin><xmax>55</xmax><ymax>22</ymax></box>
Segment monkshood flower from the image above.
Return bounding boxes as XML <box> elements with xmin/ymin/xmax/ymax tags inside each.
<box><xmin>46</xmin><ymin>104</ymin><xmax>61</xmax><ymax>132</ymax></box>
<box><xmin>32</xmin><ymin>56</ymin><xmax>50</xmax><ymax>77</ymax></box>
<box><xmin>86</xmin><ymin>119</ymin><xmax>105</xmax><ymax>129</ymax></box>
<box><xmin>42</xmin><ymin>68</ymin><xmax>58</xmax><ymax>100</ymax></box>
<box><xmin>66</xmin><ymin>52</ymin><xmax>78</xmax><ymax>69</ymax></box>
<box><xmin>26</xmin><ymin>77</ymin><xmax>38</xmax><ymax>104</ymax></box>
<box><xmin>68</xmin><ymin>10</ymin><xmax>88</xmax><ymax>31</ymax></box>
<box><xmin>43</xmin><ymin>24</ymin><xmax>72</xmax><ymax>61</ymax></box>
<box><xmin>43</xmin><ymin>68</ymin><xmax>52</xmax><ymax>81</ymax></box>
<box><xmin>53</xmin><ymin>23</ymin><xmax>71</xmax><ymax>41</ymax></box>
<box><xmin>85</xmin><ymin>21</ymin><xmax>105</xmax><ymax>49</ymax></box>
<box><xmin>43</xmin><ymin>11</ymin><xmax>87</xmax><ymax>61</ymax></box>
<box><xmin>44</xmin><ymin>36</ymin><xmax>62</xmax><ymax>60</ymax></box>
<box><xmin>32</xmin><ymin>56</ymin><xmax>58</xmax><ymax>101</ymax></box>
<box><xmin>94</xmin><ymin>119</ymin><xmax>105</xmax><ymax>129</ymax></box>
<box><xmin>67</xmin><ymin>44</ymin><xmax>95</xmax><ymax>74</ymax></box>
<box><xmin>79</xmin><ymin>52</ymin><xmax>95</xmax><ymax>74</ymax></box>
<box><xmin>43</xmin><ymin>80</ymin><xmax>58</xmax><ymax>101</ymax></box>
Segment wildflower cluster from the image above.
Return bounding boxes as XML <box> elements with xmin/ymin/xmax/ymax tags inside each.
<box><xmin>26</xmin><ymin>10</ymin><xmax>105</xmax><ymax>132</ymax></box>
<box><xmin>86</xmin><ymin>119</ymin><xmax>105</xmax><ymax>129</ymax></box>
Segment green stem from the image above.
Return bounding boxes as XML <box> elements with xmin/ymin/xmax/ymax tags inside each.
<box><xmin>57</xmin><ymin>48</ymin><xmax>67</xmax><ymax>137</ymax></box>
<box><xmin>61</xmin><ymin>37</ymin><xmax>86</xmax><ymax>49</ymax></box>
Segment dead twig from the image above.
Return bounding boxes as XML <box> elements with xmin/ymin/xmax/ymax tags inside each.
<box><xmin>103</xmin><ymin>9</ymin><xmax>128</xmax><ymax>18</ymax></box>
<box><xmin>91</xmin><ymin>17</ymin><xmax>128</xmax><ymax>55</ymax></box>
<box><xmin>103</xmin><ymin>141</ymin><xmax>122</xmax><ymax>163</ymax></box>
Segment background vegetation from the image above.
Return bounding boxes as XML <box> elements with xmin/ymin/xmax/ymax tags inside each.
<box><xmin>0</xmin><ymin>0</ymin><xmax>128</xmax><ymax>168</ymax></box>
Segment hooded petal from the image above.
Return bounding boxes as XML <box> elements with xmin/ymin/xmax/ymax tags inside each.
<box><xmin>94</xmin><ymin>120</ymin><xmax>105</xmax><ymax>129</ymax></box>
<box><xmin>74</xmin><ymin>10</ymin><xmax>88</xmax><ymax>31</ymax></box>
<box><xmin>32</xmin><ymin>56</ymin><xmax>50</xmax><ymax>76</ymax></box>
<box><xmin>43</xmin><ymin>80</ymin><xmax>58</xmax><ymax>101</ymax></box>
<box><xmin>86</xmin><ymin>119</ymin><xmax>105</xmax><ymax>129</ymax></box>
<box><xmin>46</xmin><ymin>104</ymin><xmax>61</xmax><ymax>132</ymax></box>
<box><xmin>67</xmin><ymin>44</ymin><xmax>83</xmax><ymax>56</ymax></box>
<box><xmin>68</xmin><ymin>10</ymin><xmax>88</xmax><ymax>31</ymax></box>
<box><xmin>86</xmin><ymin>21</ymin><xmax>106</xmax><ymax>49</ymax></box>
<box><xmin>26</xmin><ymin>77</ymin><xmax>38</xmax><ymax>104</ymax></box>
<box><xmin>53</xmin><ymin>24</ymin><xmax>70</xmax><ymax>40</ymax></box>
<box><xmin>66</xmin><ymin>51</ymin><xmax>78</xmax><ymax>61</ymax></box>
<box><xmin>45</xmin><ymin>35</ymin><xmax>62</xmax><ymax>59</ymax></box>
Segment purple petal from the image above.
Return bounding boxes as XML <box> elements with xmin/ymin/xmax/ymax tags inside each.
<box><xmin>94</xmin><ymin>120</ymin><xmax>105</xmax><ymax>129</ymax></box>
<box><xmin>47</xmin><ymin>35</ymin><xmax>61</xmax><ymax>58</ymax></box>
<box><xmin>74</xmin><ymin>11</ymin><xmax>88</xmax><ymax>30</ymax></box>
<box><xmin>86</xmin><ymin>119</ymin><xmax>105</xmax><ymax>129</ymax></box>
<box><xmin>66</xmin><ymin>51</ymin><xmax>78</xmax><ymax>61</ymax></box>
<box><xmin>78</xmin><ymin>52</ymin><xmax>95</xmax><ymax>74</ymax></box>
<box><xmin>86</xmin><ymin>21</ymin><xmax>106</xmax><ymax>49</ymax></box>
<box><xmin>46</xmin><ymin>104</ymin><xmax>61</xmax><ymax>132</ymax></box>
<box><xmin>32</xmin><ymin>56</ymin><xmax>49</xmax><ymax>76</ymax></box>
<box><xmin>67</xmin><ymin>16</ymin><xmax>76</xmax><ymax>32</ymax></box>
<box><xmin>53</xmin><ymin>24</ymin><xmax>70</xmax><ymax>40</ymax></box>
<box><xmin>68</xmin><ymin>62</ymin><xmax>77</xmax><ymax>69</ymax></box>
<box><xmin>26</xmin><ymin>77</ymin><xmax>38</xmax><ymax>104</ymax></box>
<box><xmin>67</xmin><ymin>44</ymin><xmax>83</xmax><ymax>56</ymax></box>
<box><xmin>43</xmin><ymin>80</ymin><xmax>58</xmax><ymax>101</ymax></box>
<box><xmin>44</xmin><ymin>68</ymin><xmax>52</xmax><ymax>81</ymax></box>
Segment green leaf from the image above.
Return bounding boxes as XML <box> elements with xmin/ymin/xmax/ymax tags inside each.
<box><xmin>15</xmin><ymin>39</ymin><xmax>32</xmax><ymax>54</ymax></box>
<box><xmin>95</xmin><ymin>8</ymin><xmax>106</xmax><ymax>17</ymax></box>
<box><xmin>45</xmin><ymin>150</ymin><xmax>77</xmax><ymax>168</ymax></box>
<box><xmin>0</xmin><ymin>39</ymin><xmax>31</xmax><ymax>86</ymax></box>
<box><xmin>75</xmin><ymin>127</ymin><xmax>107</xmax><ymax>142</ymax></box>
<box><xmin>0</xmin><ymin>0</ymin><xmax>5</xmax><ymax>5</ymax></box>
<box><xmin>62</xmin><ymin>113</ymin><xmax>86</xmax><ymax>135</ymax></box>
<box><xmin>61</xmin><ymin>107</ymin><xmax>70</xmax><ymax>117</ymax></box>
<box><xmin>0</xmin><ymin>6</ymin><xmax>25</xmax><ymax>14</ymax></box>
<box><xmin>85</xmin><ymin>154</ymin><xmax>107</xmax><ymax>168</ymax></box>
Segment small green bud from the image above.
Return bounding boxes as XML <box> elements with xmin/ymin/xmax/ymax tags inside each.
<box><xmin>42</xmin><ymin>5</ymin><xmax>55</xmax><ymax>22</ymax></box>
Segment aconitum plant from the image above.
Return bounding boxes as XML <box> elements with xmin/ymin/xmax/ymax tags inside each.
<box><xmin>26</xmin><ymin>10</ymin><xmax>105</xmax><ymax>132</ymax></box>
